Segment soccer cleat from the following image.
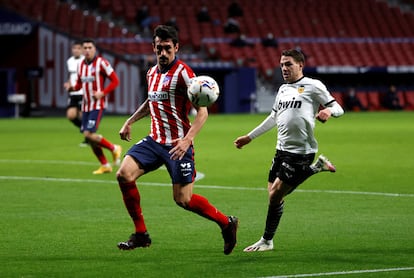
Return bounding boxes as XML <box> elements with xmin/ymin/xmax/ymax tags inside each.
<box><xmin>312</xmin><ymin>154</ymin><xmax>336</xmax><ymax>173</ymax></box>
<box><xmin>243</xmin><ymin>237</ymin><xmax>274</xmax><ymax>252</ymax></box>
<box><xmin>221</xmin><ymin>216</ymin><xmax>239</xmax><ymax>255</ymax></box>
<box><xmin>117</xmin><ymin>232</ymin><xmax>152</xmax><ymax>250</ymax></box>
<box><xmin>92</xmin><ymin>165</ymin><xmax>112</xmax><ymax>174</ymax></box>
<box><xmin>79</xmin><ymin>139</ymin><xmax>89</xmax><ymax>147</ymax></box>
<box><xmin>112</xmin><ymin>145</ymin><xmax>122</xmax><ymax>166</ymax></box>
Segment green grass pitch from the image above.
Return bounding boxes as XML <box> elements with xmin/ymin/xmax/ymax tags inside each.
<box><xmin>0</xmin><ymin>112</ymin><xmax>413</xmax><ymax>277</ymax></box>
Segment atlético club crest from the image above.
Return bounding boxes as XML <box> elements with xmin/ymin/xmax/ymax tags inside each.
<box><xmin>163</xmin><ymin>76</ymin><xmax>172</xmax><ymax>87</ymax></box>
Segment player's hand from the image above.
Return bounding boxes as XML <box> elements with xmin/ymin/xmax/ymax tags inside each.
<box><xmin>169</xmin><ymin>138</ymin><xmax>191</xmax><ymax>160</ymax></box>
<box><xmin>93</xmin><ymin>91</ymin><xmax>105</xmax><ymax>100</ymax></box>
<box><xmin>63</xmin><ymin>82</ymin><xmax>72</xmax><ymax>91</ymax></box>
<box><xmin>119</xmin><ymin>123</ymin><xmax>132</xmax><ymax>141</ymax></box>
<box><xmin>234</xmin><ymin>135</ymin><xmax>251</xmax><ymax>149</ymax></box>
<box><xmin>316</xmin><ymin>108</ymin><xmax>331</xmax><ymax>123</ymax></box>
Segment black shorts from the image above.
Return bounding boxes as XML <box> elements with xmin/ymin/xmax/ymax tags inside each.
<box><xmin>268</xmin><ymin>150</ymin><xmax>315</xmax><ymax>188</ymax></box>
<box><xmin>67</xmin><ymin>94</ymin><xmax>82</xmax><ymax>109</ymax></box>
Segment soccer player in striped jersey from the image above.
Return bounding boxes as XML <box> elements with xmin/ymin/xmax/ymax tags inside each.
<box><xmin>234</xmin><ymin>49</ymin><xmax>344</xmax><ymax>252</ymax></box>
<box><xmin>65</xmin><ymin>38</ymin><xmax>122</xmax><ymax>174</ymax></box>
<box><xmin>116</xmin><ymin>25</ymin><xmax>238</xmax><ymax>255</ymax></box>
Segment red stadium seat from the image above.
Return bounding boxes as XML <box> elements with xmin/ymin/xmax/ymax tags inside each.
<box><xmin>403</xmin><ymin>91</ymin><xmax>414</xmax><ymax>110</ymax></box>
<box><xmin>55</xmin><ymin>3</ymin><xmax>71</xmax><ymax>33</ymax></box>
<box><xmin>355</xmin><ymin>91</ymin><xmax>369</xmax><ymax>110</ymax></box>
<box><xmin>331</xmin><ymin>92</ymin><xmax>344</xmax><ymax>108</ymax></box>
<box><xmin>366</xmin><ymin>91</ymin><xmax>385</xmax><ymax>111</ymax></box>
<box><xmin>83</xmin><ymin>14</ymin><xmax>97</xmax><ymax>38</ymax></box>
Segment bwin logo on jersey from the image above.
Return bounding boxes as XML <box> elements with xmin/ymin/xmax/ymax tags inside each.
<box><xmin>278</xmin><ymin>97</ymin><xmax>302</xmax><ymax>109</ymax></box>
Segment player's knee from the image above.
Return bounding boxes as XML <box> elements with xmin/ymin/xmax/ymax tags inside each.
<box><xmin>116</xmin><ymin>170</ymin><xmax>129</xmax><ymax>183</ymax></box>
<box><xmin>66</xmin><ymin>109</ymin><xmax>77</xmax><ymax>120</ymax></box>
<box><xmin>174</xmin><ymin>197</ymin><xmax>190</xmax><ymax>209</ymax></box>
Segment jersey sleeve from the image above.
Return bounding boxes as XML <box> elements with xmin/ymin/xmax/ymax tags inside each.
<box><xmin>182</xmin><ymin>64</ymin><xmax>196</xmax><ymax>87</ymax></box>
<box><xmin>313</xmin><ymin>80</ymin><xmax>335</xmax><ymax>106</ymax></box>
<box><xmin>100</xmin><ymin>58</ymin><xmax>115</xmax><ymax>76</ymax></box>
<box><xmin>313</xmin><ymin>80</ymin><xmax>344</xmax><ymax>117</ymax></box>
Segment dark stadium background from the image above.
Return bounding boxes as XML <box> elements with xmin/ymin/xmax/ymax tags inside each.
<box><xmin>1</xmin><ymin>0</ymin><xmax>414</xmax><ymax>116</ymax></box>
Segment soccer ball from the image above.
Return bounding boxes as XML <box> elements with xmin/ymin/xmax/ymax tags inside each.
<box><xmin>187</xmin><ymin>75</ymin><xmax>220</xmax><ymax>107</ymax></box>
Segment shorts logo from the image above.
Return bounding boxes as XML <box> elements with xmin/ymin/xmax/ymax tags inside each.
<box><xmin>87</xmin><ymin>120</ymin><xmax>96</xmax><ymax>129</ymax></box>
<box><xmin>180</xmin><ymin>162</ymin><xmax>192</xmax><ymax>177</ymax></box>
<box><xmin>282</xmin><ymin>162</ymin><xmax>295</xmax><ymax>172</ymax></box>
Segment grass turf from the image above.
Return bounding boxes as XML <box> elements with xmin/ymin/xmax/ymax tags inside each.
<box><xmin>0</xmin><ymin>112</ymin><xmax>413</xmax><ymax>277</ymax></box>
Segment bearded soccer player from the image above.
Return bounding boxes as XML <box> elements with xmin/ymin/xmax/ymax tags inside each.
<box><xmin>116</xmin><ymin>25</ymin><xmax>238</xmax><ymax>255</ymax></box>
<box><xmin>234</xmin><ymin>49</ymin><xmax>344</xmax><ymax>252</ymax></box>
<box><xmin>65</xmin><ymin>38</ymin><xmax>122</xmax><ymax>174</ymax></box>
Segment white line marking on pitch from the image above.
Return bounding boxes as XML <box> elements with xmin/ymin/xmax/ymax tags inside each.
<box><xmin>259</xmin><ymin>266</ymin><xmax>414</xmax><ymax>278</ymax></box>
<box><xmin>0</xmin><ymin>159</ymin><xmax>205</xmax><ymax>181</ymax></box>
<box><xmin>0</xmin><ymin>175</ymin><xmax>413</xmax><ymax>198</ymax></box>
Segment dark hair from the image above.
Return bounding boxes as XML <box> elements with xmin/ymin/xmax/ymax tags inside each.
<box><xmin>82</xmin><ymin>38</ymin><xmax>96</xmax><ymax>46</ymax></box>
<box><xmin>153</xmin><ymin>25</ymin><xmax>179</xmax><ymax>45</ymax></box>
<box><xmin>72</xmin><ymin>40</ymin><xmax>82</xmax><ymax>46</ymax></box>
<box><xmin>281</xmin><ymin>49</ymin><xmax>305</xmax><ymax>64</ymax></box>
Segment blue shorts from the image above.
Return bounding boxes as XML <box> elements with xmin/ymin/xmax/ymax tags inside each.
<box><xmin>81</xmin><ymin>110</ymin><xmax>104</xmax><ymax>133</ymax></box>
<box><xmin>127</xmin><ymin>136</ymin><xmax>196</xmax><ymax>184</ymax></box>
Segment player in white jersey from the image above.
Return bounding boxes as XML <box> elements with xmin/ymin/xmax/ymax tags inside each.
<box><xmin>116</xmin><ymin>25</ymin><xmax>238</xmax><ymax>255</ymax></box>
<box><xmin>234</xmin><ymin>49</ymin><xmax>344</xmax><ymax>252</ymax></box>
<box><xmin>63</xmin><ymin>41</ymin><xmax>85</xmax><ymax>145</ymax></box>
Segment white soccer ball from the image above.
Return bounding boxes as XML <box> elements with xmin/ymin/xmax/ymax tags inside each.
<box><xmin>187</xmin><ymin>75</ymin><xmax>220</xmax><ymax>107</ymax></box>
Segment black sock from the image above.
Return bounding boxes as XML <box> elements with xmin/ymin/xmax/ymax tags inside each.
<box><xmin>70</xmin><ymin>118</ymin><xmax>82</xmax><ymax>128</ymax></box>
<box><xmin>263</xmin><ymin>201</ymin><xmax>284</xmax><ymax>240</ymax></box>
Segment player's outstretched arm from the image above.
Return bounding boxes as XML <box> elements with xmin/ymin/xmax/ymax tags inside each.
<box><xmin>119</xmin><ymin>99</ymin><xmax>150</xmax><ymax>141</ymax></box>
<box><xmin>234</xmin><ymin>135</ymin><xmax>252</xmax><ymax>149</ymax></box>
<box><xmin>169</xmin><ymin>106</ymin><xmax>208</xmax><ymax>160</ymax></box>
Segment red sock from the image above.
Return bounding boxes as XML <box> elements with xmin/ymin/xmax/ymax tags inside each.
<box><xmin>99</xmin><ymin>137</ymin><xmax>115</xmax><ymax>151</ymax></box>
<box><xmin>187</xmin><ymin>194</ymin><xmax>229</xmax><ymax>228</ymax></box>
<box><xmin>119</xmin><ymin>181</ymin><xmax>147</xmax><ymax>233</ymax></box>
<box><xmin>91</xmin><ymin>145</ymin><xmax>108</xmax><ymax>165</ymax></box>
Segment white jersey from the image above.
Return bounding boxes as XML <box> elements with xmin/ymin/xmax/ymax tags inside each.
<box><xmin>272</xmin><ymin>76</ymin><xmax>335</xmax><ymax>154</ymax></box>
<box><xmin>248</xmin><ymin>76</ymin><xmax>343</xmax><ymax>155</ymax></box>
<box><xmin>67</xmin><ymin>55</ymin><xmax>84</xmax><ymax>96</ymax></box>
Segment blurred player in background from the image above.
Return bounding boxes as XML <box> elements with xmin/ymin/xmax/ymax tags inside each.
<box><xmin>234</xmin><ymin>49</ymin><xmax>344</xmax><ymax>252</ymax></box>
<box><xmin>116</xmin><ymin>25</ymin><xmax>238</xmax><ymax>255</ymax></box>
<box><xmin>63</xmin><ymin>40</ymin><xmax>86</xmax><ymax>146</ymax></box>
<box><xmin>64</xmin><ymin>38</ymin><xmax>122</xmax><ymax>174</ymax></box>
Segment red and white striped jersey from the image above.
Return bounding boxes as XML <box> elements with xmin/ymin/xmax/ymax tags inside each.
<box><xmin>147</xmin><ymin>59</ymin><xmax>195</xmax><ymax>145</ymax></box>
<box><xmin>75</xmin><ymin>56</ymin><xmax>118</xmax><ymax>112</ymax></box>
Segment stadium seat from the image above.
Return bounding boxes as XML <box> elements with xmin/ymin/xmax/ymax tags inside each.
<box><xmin>355</xmin><ymin>91</ymin><xmax>369</xmax><ymax>110</ymax></box>
<box><xmin>55</xmin><ymin>2</ymin><xmax>71</xmax><ymax>33</ymax></box>
<box><xmin>366</xmin><ymin>91</ymin><xmax>385</xmax><ymax>111</ymax></box>
<box><xmin>331</xmin><ymin>92</ymin><xmax>344</xmax><ymax>108</ymax></box>
<box><xmin>403</xmin><ymin>91</ymin><xmax>414</xmax><ymax>110</ymax></box>
<box><xmin>43</xmin><ymin>0</ymin><xmax>58</xmax><ymax>25</ymax></box>
<box><xmin>83</xmin><ymin>14</ymin><xmax>97</xmax><ymax>38</ymax></box>
<box><xmin>70</xmin><ymin>9</ymin><xmax>84</xmax><ymax>38</ymax></box>
<box><xmin>397</xmin><ymin>91</ymin><xmax>406</xmax><ymax>108</ymax></box>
